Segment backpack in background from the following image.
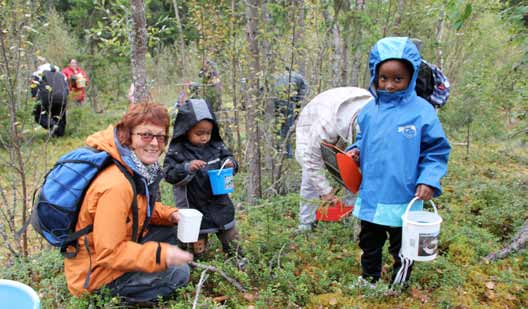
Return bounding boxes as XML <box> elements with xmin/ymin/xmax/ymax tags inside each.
<box><xmin>39</xmin><ymin>70</ymin><xmax>69</xmax><ymax>109</ymax></box>
<box><xmin>415</xmin><ymin>60</ymin><xmax>450</xmax><ymax>108</ymax></box>
<box><xmin>31</xmin><ymin>147</ymin><xmax>138</xmax><ymax>258</ymax></box>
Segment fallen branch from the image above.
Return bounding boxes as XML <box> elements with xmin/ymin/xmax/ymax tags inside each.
<box><xmin>485</xmin><ymin>221</ymin><xmax>528</xmax><ymax>261</ymax></box>
<box><xmin>192</xmin><ymin>268</ymin><xmax>209</xmax><ymax>309</ymax></box>
<box><xmin>190</xmin><ymin>261</ymin><xmax>247</xmax><ymax>292</ymax></box>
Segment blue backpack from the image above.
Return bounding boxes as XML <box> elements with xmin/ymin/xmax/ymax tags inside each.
<box><xmin>31</xmin><ymin>147</ymin><xmax>138</xmax><ymax>258</ymax></box>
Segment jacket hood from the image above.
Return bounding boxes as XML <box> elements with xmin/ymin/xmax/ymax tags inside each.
<box><xmin>171</xmin><ymin>98</ymin><xmax>222</xmax><ymax>144</ymax></box>
<box><xmin>85</xmin><ymin>125</ymin><xmax>147</xmax><ymax>177</ymax></box>
<box><xmin>368</xmin><ymin>37</ymin><xmax>421</xmax><ymax>100</ymax></box>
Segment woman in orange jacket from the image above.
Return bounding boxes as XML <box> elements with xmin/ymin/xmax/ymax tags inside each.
<box><xmin>64</xmin><ymin>103</ymin><xmax>193</xmax><ymax>304</ymax></box>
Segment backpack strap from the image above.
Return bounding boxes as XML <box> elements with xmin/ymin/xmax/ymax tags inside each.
<box><xmin>61</xmin><ymin>225</ymin><xmax>93</xmax><ymax>258</ymax></box>
<box><xmin>113</xmin><ymin>160</ymin><xmax>139</xmax><ymax>242</ymax></box>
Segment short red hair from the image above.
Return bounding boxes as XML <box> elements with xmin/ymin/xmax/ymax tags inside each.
<box><xmin>115</xmin><ymin>103</ymin><xmax>170</xmax><ymax>147</ymax></box>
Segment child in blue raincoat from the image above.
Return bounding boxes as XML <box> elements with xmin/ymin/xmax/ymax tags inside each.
<box><xmin>346</xmin><ymin>37</ymin><xmax>451</xmax><ymax>286</ymax></box>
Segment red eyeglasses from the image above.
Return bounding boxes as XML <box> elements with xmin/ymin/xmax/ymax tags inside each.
<box><xmin>132</xmin><ymin>132</ymin><xmax>169</xmax><ymax>144</ymax></box>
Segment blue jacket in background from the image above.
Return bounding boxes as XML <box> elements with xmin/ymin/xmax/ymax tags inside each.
<box><xmin>349</xmin><ymin>37</ymin><xmax>451</xmax><ymax>227</ymax></box>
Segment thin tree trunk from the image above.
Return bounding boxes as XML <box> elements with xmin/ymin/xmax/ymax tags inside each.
<box><xmin>382</xmin><ymin>0</ymin><xmax>393</xmax><ymax>36</ymax></box>
<box><xmin>332</xmin><ymin>23</ymin><xmax>341</xmax><ymax>87</ymax></box>
<box><xmin>393</xmin><ymin>0</ymin><xmax>404</xmax><ymax>35</ymax></box>
<box><xmin>340</xmin><ymin>0</ymin><xmax>352</xmax><ymax>86</ymax></box>
<box><xmin>295</xmin><ymin>0</ymin><xmax>306</xmax><ymax>76</ymax></box>
<box><xmin>0</xmin><ymin>8</ymin><xmax>32</xmax><ymax>256</ymax></box>
<box><xmin>260</xmin><ymin>0</ymin><xmax>276</xmax><ymax>185</ymax></box>
<box><xmin>172</xmin><ymin>0</ymin><xmax>187</xmax><ymax>76</ymax></box>
<box><xmin>245</xmin><ymin>0</ymin><xmax>262</xmax><ymax>203</ymax></box>
<box><xmin>350</xmin><ymin>0</ymin><xmax>365</xmax><ymax>87</ymax></box>
<box><xmin>130</xmin><ymin>0</ymin><xmax>149</xmax><ymax>104</ymax></box>
<box><xmin>231</xmin><ymin>0</ymin><xmax>242</xmax><ymax>157</ymax></box>
<box><xmin>435</xmin><ymin>8</ymin><xmax>446</xmax><ymax>68</ymax></box>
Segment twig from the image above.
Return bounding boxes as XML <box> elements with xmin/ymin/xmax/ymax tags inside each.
<box><xmin>276</xmin><ymin>242</ymin><xmax>289</xmax><ymax>269</ymax></box>
<box><xmin>0</xmin><ymin>223</ymin><xmax>20</xmax><ymax>257</ymax></box>
<box><xmin>190</xmin><ymin>261</ymin><xmax>247</xmax><ymax>292</ymax></box>
<box><xmin>192</xmin><ymin>268</ymin><xmax>209</xmax><ymax>309</ymax></box>
<box><xmin>269</xmin><ymin>241</ymin><xmax>291</xmax><ymax>276</ymax></box>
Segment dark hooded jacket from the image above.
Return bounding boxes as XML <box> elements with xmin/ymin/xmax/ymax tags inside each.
<box><xmin>163</xmin><ymin>99</ymin><xmax>238</xmax><ymax>233</ymax></box>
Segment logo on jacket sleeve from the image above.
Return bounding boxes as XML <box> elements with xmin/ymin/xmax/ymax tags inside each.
<box><xmin>398</xmin><ymin>125</ymin><xmax>417</xmax><ymax>138</ymax></box>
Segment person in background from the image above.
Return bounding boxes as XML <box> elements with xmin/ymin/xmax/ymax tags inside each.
<box><xmin>176</xmin><ymin>81</ymin><xmax>201</xmax><ymax>109</ymax></box>
<box><xmin>295</xmin><ymin>87</ymin><xmax>372</xmax><ymax>232</ymax></box>
<box><xmin>31</xmin><ymin>62</ymin><xmax>69</xmax><ymax>137</ymax></box>
<box><xmin>346</xmin><ymin>37</ymin><xmax>450</xmax><ymax>287</ymax></box>
<box><xmin>64</xmin><ymin>103</ymin><xmax>192</xmax><ymax>304</ymax></box>
<box><xmin>199</xmin><ymin>60</ymin><xmax>222</xmax><ymax>113</ymax></box>
<box><xmin>273</xmin><ymin>67</ymin><xmax>308</xmax><ymax>158</ymax></box>
<box><xmin>62</xmin><ymin>59</ymin><xmax>89</xmax><ymax>104</ymax></box>
<box><xmin>163</xmin><ymin>99</ymin><xmax>246</xmax><ymax>269</ymax></box>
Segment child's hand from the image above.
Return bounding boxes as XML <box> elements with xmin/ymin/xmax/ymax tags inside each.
<box><xmin>223</xmin><ymin>159</ymin><xmax>234</xmax><ymax>168</ymax></box>
<box><xmin>346</xmin><ymin>148</ymin><xmax>360</xmax><ymax>163</ymax></box>
<box><xmin>415</xmin><ymin>184</ymin><xmax>434</xmax><ymax>201</ymax></box>
<box><xmin>189</xmin><ymin>160</ymin><xmax>206</xmax><ymax>172</ymax></box>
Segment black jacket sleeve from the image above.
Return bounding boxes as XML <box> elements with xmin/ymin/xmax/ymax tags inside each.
<box><xmin>163</xmin><ymin>145</ymin><xmax>194</xmax><ymax>186</ymax></box>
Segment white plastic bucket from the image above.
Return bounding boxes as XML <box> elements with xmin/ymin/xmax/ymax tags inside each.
<box><xmin>401</xmin><ymin>197</ymin><xmax>442</xmax><ymax>262</ymax></box>
<box><xmin>177</xmin><ymin>208</ymin><xmax>203</xmax><ymax>243</ymax></box>
<box><xmin>0</xmin><ymin>279</ymin><xmax>40</xmax><ymax>309</ymax></box>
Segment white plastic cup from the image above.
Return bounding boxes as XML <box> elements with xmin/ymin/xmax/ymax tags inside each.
<box><xmin>177</xmin><ymin>209</ymin><xmax>203</xmax><ymax>243</ymax></box>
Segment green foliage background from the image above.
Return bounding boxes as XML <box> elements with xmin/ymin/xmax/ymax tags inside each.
<box><xmin>0</xmin><ymin>0</ymin><xmax>527</xmax><ymax>307</ymax></box>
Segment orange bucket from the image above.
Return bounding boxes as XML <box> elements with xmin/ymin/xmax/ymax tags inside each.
<box><xmin>316</xmin><ymin>200</ymin><xmax>354</xmax><ymax>222</ymax></box>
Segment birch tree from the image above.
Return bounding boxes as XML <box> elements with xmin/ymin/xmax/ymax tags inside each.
<box><xmin>245</xmin><ymin>0</ymin><xmax>262</xmax><ymax>203</ymax></box>
<box><xmin>130</xmin><ymin>0</ymin><xmax>149</xmax><ymax>104</ymax></box>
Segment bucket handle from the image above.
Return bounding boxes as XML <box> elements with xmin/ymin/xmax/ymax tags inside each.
<box><xmin>217</xmin><ymin>159</ymin><xmax>230</xmax><ymax>175</ymax></box>
<box><xmin>402</xmin><ymin>197</ymin><xmax>438</xmax><ymax>221</ymax></box>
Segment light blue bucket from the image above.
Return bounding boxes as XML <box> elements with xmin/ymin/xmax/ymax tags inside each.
<box><xmin>0</xmin><ymin>279</ymin><xmax>40</xmax><ymax>309</ymax></box>
<box><xmin>208</xmin><ymin>167</ymin><xmax>234</xmax><ymax>195</ymax></box>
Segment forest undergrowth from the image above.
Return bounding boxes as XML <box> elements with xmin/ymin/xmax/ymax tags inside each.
<box><xmin>1</xmin><ymin>118</ymin><xmax>526</xmax><ymax>308</ymax></box>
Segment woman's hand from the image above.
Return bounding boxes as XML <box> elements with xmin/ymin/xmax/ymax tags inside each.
<box><xmin>166</xmin><ymin>245</ymin><xmax>193</xmax><ymax>266</ymax></box>
<box><xmin>346</xmin><ymin>148</ymin><xmax>360</xmax><ymax>164</ymax></box>
<box><xmin>415</xmin><ymin>184</ymin><xmax>434</xmax><ymax>201</ymax></box>
<box><xmin>189</xmin><ymin>160</ymin><xmax>206</xmax><ymax>172</ymax></box>
<box><xmin>169</xmin><ymin>211</ymin><xmax>180</xmax><ymax>224</ymax></box>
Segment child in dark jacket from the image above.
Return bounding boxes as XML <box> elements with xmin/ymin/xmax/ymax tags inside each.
<box><xmin>163</xmin><ymin>99</ymin><xmax>244</xmax><ymax>264</ymax></box>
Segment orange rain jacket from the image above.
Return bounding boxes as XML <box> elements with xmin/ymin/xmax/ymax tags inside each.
<box><xmin>64</xmin><ymin>126</ymin><xmax>178</xmax><ymax>295</ymax></box>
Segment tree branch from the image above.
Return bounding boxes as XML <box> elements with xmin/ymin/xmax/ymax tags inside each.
<box><xmin>485</xmin><ymin>221</ymin><xmax>528</xmax><ymax>261</ymax></box>
<box><xmin>192</xmin><ymin>268</ymin><xmax>209</xmax><ymax>309</ymax></box>
<box><xmin>190</xmin><ymin>261</ymin><xmax>247</xmax><ymax>293</ymax></box>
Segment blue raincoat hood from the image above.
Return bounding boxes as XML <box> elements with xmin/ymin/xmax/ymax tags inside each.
<box><xmin>368</xmin><ymin>37</ymin><xmax>421</xmax><ymax>101</ymax></box>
